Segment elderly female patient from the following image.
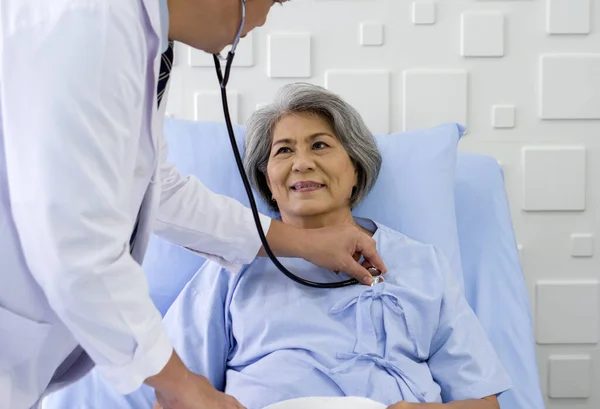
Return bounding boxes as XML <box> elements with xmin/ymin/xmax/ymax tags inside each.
<box><xmin>43</xmin><ymin>83</ymin><xmax>511</xmax><ymax>409</ymax></box>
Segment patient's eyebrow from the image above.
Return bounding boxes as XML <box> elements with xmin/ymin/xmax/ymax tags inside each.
<box><xmin>272</xmin><ymin>138</ymin><xmax>294</xmax><ymax>148</ymax></box>
<box><xmin>272</xmin><ymin>133</ymin><xmax>334</xmax><ymax>148</ymax></box>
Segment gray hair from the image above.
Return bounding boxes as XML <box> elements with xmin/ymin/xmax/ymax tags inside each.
<box><xmin>243</xmin><ymin>82</ymin><xmax>382</xmax><ymax>212</ymax></box>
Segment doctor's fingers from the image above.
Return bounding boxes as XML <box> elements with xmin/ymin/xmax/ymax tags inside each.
<box><xmin>342</xmin><ymin>256</ymin><xmax>381</xmax><ymax>286</ymax></box>
<box><xmin>353</xmin><ymin>234</ymin><xmax>387</xmax><ymax>275</ymax></box>
<box><xmin>154</xmin><ymin>395</ymin><xmax>246</xmax><ymax>409</ymax></box>
<box><xmin>386</xmin><ymin>402</ymin><xmax>411</xmax><ymax>409</ymax></box>
<box><xmin>213</xmin><ymin>394</ymin><xmax>247</xmax><ymax>409</ymax></box>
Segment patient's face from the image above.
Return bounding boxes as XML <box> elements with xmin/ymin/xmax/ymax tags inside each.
<box><xmin>266</xmin><ymin>113</ymin><xmax>358</xmax><ymax>228</ymax></box>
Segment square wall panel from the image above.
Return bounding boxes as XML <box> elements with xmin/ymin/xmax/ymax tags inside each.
<box><xmin>360</xmin><ymin>22</ymin><xmax>384</xmax><ymax>46</ymax></box>
<box><xmin>522</xmin><ymin>146</ymin><xmax>586</xmax><ymax>211</ymax></box>
<box><xmin>548</xmin><ymin>355</ymin><xmax>592</xmax><ymax>398</ymax></box>
<box><xmin>547</xmin><ymin>0</ymin><xmax>591</xmax><ymax>34</ymax></box>
<box><xmin>325</xmin><ymin>70</ymin><xmax>390</xmax><ymax>135</ymax></box>
<box><xmin>571</xmin><ymin>234</ymin><xmax>594</xmax><ymax>257</ymax></box>
<box><xmin>492</xmin><ymin>105</ymin><xmax>516</xmax><ymax>128</ymax></box>
<box><xmin>461</xmin><ymin>11</ymin><xmax>504</xmax><ymax>57</ymax></box>
<box><xmin>267</xmin><ymin>33</ymin><xmax>311</xmax><ymax>78</ymax></box>
<box><xmin>540</xmin><ymin>54</ymin><xmax>600</xmax><ymax>119</ymax></box>
<box><xmin>536</xmin><ymin>280</ymin><xmax>599</xmax><ymax>344</ymax></box>
<box><xmin>189</xmin><ymin>32</ymin><xmax>254</xmax><ymax>67</ymax></box>
<box><xmin>403</xmin><ymin>69</ymin><xmax>468</xmax><ymax>131</ymax></box>
<box><xmin>413</xmin><ymin>2</ymin><xmax>436</xmax><ymax>25</ymax></box>
<box><xmin>194</xmin><ymin>90</ymin><xmax>239</xmax><ymax>123</ymax></box>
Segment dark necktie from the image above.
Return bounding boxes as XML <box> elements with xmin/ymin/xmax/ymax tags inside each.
<box><xmin>130</xmin><ymin>41</ymin><xmax>175</xmax><ymax>251</ymax></box>
<box><xmin>157</xmin><ymin>41</ymin><xmax>174</xmax><ymax>108</ymax></box>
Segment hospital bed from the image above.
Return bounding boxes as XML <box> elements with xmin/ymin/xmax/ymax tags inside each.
<box><xmin>42</xmin><ymin>118</ymin><xmax>546</xmax><ymax>409</ymax></box>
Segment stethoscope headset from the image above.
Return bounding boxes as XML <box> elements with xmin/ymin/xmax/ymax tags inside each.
<box><xmin>211</xmin><ymin>0</ymin><xmax>379</xmax><ymax>288</ymax></box>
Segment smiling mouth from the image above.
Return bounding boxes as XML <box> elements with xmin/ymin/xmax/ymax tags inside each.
<box><xmin>290</xmin><ymin>183</ymin><xmax>325</xmax><ymax>192</ymax></box>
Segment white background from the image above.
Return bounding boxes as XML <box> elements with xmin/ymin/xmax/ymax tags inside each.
<box><xmin>165</xmin><ymin>1</ymin><xmax>600</xmax><ymax>408</ymax></box>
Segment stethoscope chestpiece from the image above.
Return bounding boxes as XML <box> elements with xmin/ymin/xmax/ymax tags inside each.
<box><xmin>367</xmin><ymin>266</ymin><xmax>384</xmax><ymax>286</ymax></box>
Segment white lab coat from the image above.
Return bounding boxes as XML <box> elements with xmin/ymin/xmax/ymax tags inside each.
<box><xmin>0</xmin><ymin>1</ymin><xmax>271</xmax><ymax>408</ymax></box>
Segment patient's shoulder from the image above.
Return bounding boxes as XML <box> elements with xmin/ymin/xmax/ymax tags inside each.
<box><xmin>181</xmin><ymin>260</ymin><xmax>238</xmax><ymax>297</ymax></box>
<box><xmin>372</xmin><ymin>220</ymin><xmax>437</xmax><ymax>251</ymax></box>
<box><xmin>371</xmin><ymin>220</ymin><xmax>448</xmax><ymax>283</ymax></box>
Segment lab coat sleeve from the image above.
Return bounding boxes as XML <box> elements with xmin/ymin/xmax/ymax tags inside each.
<box><xmin>154</xmin><ymin>123</ymin><xmax>272</xmax><ymax>274</ymax></box>
<box><xmin>427</xmin><ymin>248</ymin><xmax>513</xmax><ymax>402</ymax></box>
<box><xmin>43</xmin><ymin>261</ymin><xmax>236</xmax><ymax>409</ymax></box>
<box><xmin>1</xmin><ymin>6</ymin><xmax>172</xmax><ymax>394</ymax></box>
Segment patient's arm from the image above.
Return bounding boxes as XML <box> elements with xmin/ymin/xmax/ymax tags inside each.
<box><xmin>387</xmin><ymin>395</ymin><xmax>499</xmax><ymax>408</ymax></box>
<box><xmin>161</xmin><ymin>261</ymin><xmax>236</xmax><ymax>392</ymax></box>
<box><xmin>424</xmin><ymin>248</ymin><xmax>512</xmax><ymax>403</ymax></box>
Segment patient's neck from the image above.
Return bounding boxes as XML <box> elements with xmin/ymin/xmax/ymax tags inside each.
<box><xmin>280</xmin><ymin>208</ymin><xmax>373</xmax><ymax>237</ymax></box>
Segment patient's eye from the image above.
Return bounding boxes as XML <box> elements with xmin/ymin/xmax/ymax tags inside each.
<box><xmin>313</xmin><ymin>141</ymin><xmax>329</xmax><ymax>150</ymax></box>
<box><xmin>275</xmin><ymin>146</ymin><xmax>292</xmax><ymax>155</ymax></box>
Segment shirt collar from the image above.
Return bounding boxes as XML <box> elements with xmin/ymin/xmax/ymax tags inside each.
<box><xmin>158</xmin><ymin>0</ymin><xmax>170</xmax><ymax>52</ymax></box>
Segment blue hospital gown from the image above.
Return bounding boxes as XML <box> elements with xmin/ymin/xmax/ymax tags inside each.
<box><xmin>42</xmin><ymin>219</ymin><xmax>512</xmax><ymax>409</ymax></box>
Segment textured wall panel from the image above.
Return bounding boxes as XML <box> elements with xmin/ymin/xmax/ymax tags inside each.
<box><xmin>492</xmin><ymin>105</ymin><xmax>516</xmax><ymax>128</ymax></box>
<box><xmin>572</xmin><ymin>234</ymin><xmax>595</xmax><ymax>258</ymax></box>
<box><xmin>461</xmin><ymin>11</ymin><xmax>504</xmax><ymax>57</ymax></box>
<box><xmin>267</xmin><ymin>33</ymin><xmax>311</xmax><ymax>78</ymax></box>
<box><xmin>403</xmin><ymin>69</ymin><xmax>468</xmax><ymax>131</ymax></box>
<box><xmin>546</xmin><ymin>0</ymin><xmax>591</xmax><ymax>34</ymax></box>
<box><xmin>412</xmin><ymin>2</ymin><xmax>436</xmax><ymax>25</ymax></box>
<box><xmin>539</xmin><ymin>54</ymin><xmax>600</xmax><ymax>119</ymax></box>
<box><xmin>536</xmin><ymin>280</ymin><xmax>599</xmax><ymax>344</ymax></box>
<box><xmin>325</xmin><ymin>70</ymin><xmax>390</xmax><ymax>134</ymax></box>
<box><xmin>194</xmin><ymin>90</ymin><xmax>239</xmax><ymax>122</ymax></box>
<box><xmin>360</xmin><ymin>22</ymin><xmax>384</xmax><ymax>46</ymax></box>
<box><xmin>522</xmin><ymin>146</ymin><xmax>586</xmax><ymax>211</ymax></box>
<box><xmin>548</xmin><ymin>355</ymin><xmax>592</xmax><ymax>398</ymax></box>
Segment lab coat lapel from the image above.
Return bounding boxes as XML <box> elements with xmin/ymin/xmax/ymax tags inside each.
<box><xmin>131</xmin><ymin>183</ymin><xmax>159</xmax><ymax>261</ymax></box>
<box><xmin>139</xmin><ymin>0</ymin><xmax>162</xmax><ymax>161</ymax></box>
<box><xmin>130</xmin><ymin>0</ymin><xmax>166</xmax><ymax>262</ymax></box>
<box><xmin>132</xmin><ymin>89</ymin><xmax>171</xmax><ymax>261</ymax></box>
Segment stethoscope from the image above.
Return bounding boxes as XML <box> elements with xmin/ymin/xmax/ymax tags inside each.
<box><xmin>210</xmin><ymin>0</ymin><xmax>381</xmax><ymax>288</ymax></box>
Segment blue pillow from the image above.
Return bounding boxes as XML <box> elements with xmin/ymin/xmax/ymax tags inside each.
<box><xmin>353</xmin><ymin>124</ymin><xmax>465</xmax><ymax>289</ymax></box>
<box><xmin>145</xmin><ymin>119</ymin><xmax>465</xmax><ymax>315</ymax></box>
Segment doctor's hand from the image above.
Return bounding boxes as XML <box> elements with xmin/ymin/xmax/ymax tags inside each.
<box><xmin>262</xmin><ymin>220</ymin><xmax>387</xmax><ymax>285</ymax></box>
<box><xmin>387</xmin><ymin>396</ymin><xmax>500</xmax><ymax>408</ymax></box>
<box><xmin>146</xmin><ymin>351</ymin><xmax>246</xmax><ymax>409</ymax></box>
<box><xmin>301</xmin><ymin>224</ymin><xmax>387</xmax><ymax>285</ymax></box>
<box><xmin>153</xmin><ymin>372</ymin><xmax>245</xmax><ymax>409</ymax></box>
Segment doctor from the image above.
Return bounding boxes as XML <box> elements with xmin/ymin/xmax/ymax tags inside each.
<box><xmin>0</xmin><ymin>1</ymin><xmax>387</xmax><ymax>409</ymax></box>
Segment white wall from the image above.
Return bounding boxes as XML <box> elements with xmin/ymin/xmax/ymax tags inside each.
<box><xmin>165</xmin><ymin>1</ymin><xmax>600</xmax><ymax>408</ymax></box>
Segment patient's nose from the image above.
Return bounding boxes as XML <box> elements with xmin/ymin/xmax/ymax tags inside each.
<box><xmin>292</xmin><ymin>153</ymin><xmax>315</xmax><ymax>172</ymax></box>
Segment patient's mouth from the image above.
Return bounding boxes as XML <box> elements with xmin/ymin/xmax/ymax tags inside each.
<box><xmin>291</xmin><ymin>181</ymin><xmax>325</xmax><ymax>192</ymax></box>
